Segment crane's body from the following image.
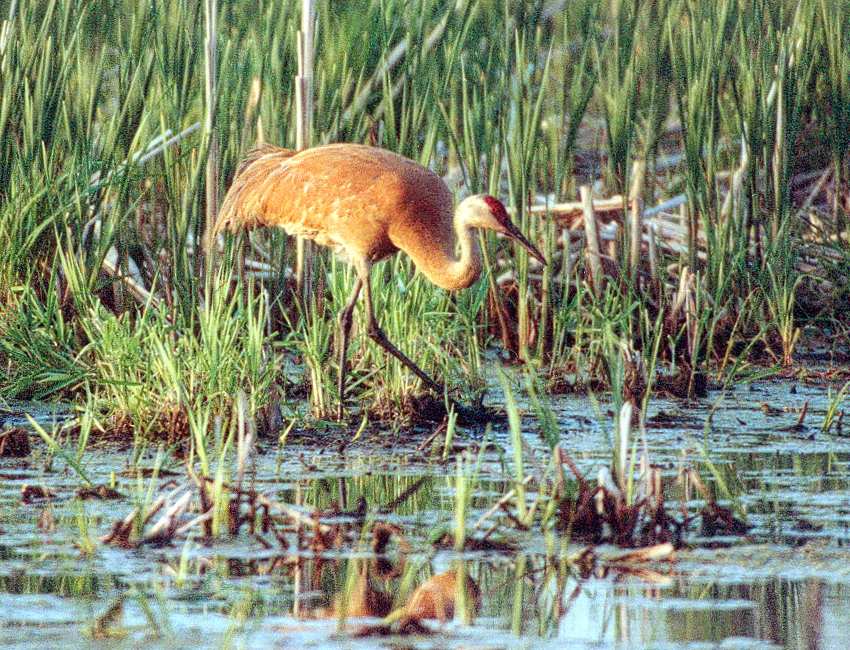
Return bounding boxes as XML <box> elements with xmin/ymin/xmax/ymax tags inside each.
<box><xmin>215</xmin><ymin>142</ymin><xmax>545</xmax><ymax>418</ymax></box>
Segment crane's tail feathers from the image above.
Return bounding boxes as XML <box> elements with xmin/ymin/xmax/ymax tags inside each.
<box><xmin>213</xmin><ymin>144</ymin><xmax>298</xmax><ymax>236</ymax></box>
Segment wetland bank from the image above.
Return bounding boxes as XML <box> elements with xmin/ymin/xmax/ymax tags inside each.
<box><xmin>2</xmin><ymin>0</ymin><xmax>850</xmax><ymax>647</ymax></box>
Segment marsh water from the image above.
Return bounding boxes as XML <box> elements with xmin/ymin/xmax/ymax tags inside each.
<box><xmin>2</xmin><ymin>377</ymin><xmax>850</xmax><ymax>649</ymax></box>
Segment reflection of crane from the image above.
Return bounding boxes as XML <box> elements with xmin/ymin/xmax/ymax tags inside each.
<box><xmin>215</xmin><ymin>143</ymin><xmax>545</xmax><ymax>418</ymax></box>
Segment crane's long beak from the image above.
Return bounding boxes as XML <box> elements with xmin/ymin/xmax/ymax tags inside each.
<box><xmin>504</xmin><ymin>222</ymin><xmax>547</xmax><ymax>266</ymax></box>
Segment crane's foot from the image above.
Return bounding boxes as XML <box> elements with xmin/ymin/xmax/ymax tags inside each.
<box><xmin>452</xmin><ymin>400</ymin><xmax>503</xmax><ymax>426</ymax></box>
<box><xmin>407</xmin><ymin>392</ymin><xmax>503</xmax><ymax>426</ymax></box>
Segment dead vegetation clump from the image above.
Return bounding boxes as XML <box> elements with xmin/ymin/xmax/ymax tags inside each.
<box><xmin>555</xmin><ymin>448</ymin><xmax>747</xmax><ymax>549</ymax></box>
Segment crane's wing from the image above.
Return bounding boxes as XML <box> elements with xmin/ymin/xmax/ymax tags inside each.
<box><xmin>213</xmin><ymin>144</ymin><xmax>298</xmax><ymax>235</ymax></box>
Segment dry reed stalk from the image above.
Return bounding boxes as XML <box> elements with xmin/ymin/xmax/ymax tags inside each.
<box><xmin>772</xmin><ymin>75</ymin><xmax>785</xmax><ymax>240</ymax></box>
<box><xmin>0</xmin><ymin>0</ymin><xmax>16</xmax><ymax>59</ymax></box>
<box><xmin>245</xmin><ymin>77</ymin><xmax>263</xmax><ymax>143</ymax></box>
<box><xmin>643</xmin><ymin>194</ymin><xmax>688</xmax><ymax>217</ymax></box>
<box><xmin>203</xmin><ymin>0</ymin><xmax>219</xmax><ymax>262</ymax></box>
<box><xmin>295</xmin><ymin>0</ymin><xmax>315</xmax><ymax>301</ymax></box>
<box><xmin>235</xmin><ymin>390</ymin><xmax>256</xmax><ymax>491</ymax></box>
<box><xmin>561</xmin><ymin>227</ymin><xmax>574</xmax><ymax>288</ymax></box>
<box><xmin>629</xmin><ymin>160</ymin><xmax>646</xmax><ymax>281</ymax></box>
<box><xmin>680</xmin><ymin>202</ymin><xmax>695</xmax><ymax>270</ymax></box>
<box><xmin>143</xmin><ymin>490</ymin><xmax>193</xmax><ymax>544</ymax></box>
<box><xmin>580</xmin><ymin>185</ymin><xmax>603</xmax><ymax>293</ymax></box>
<box><xmin>87</xmin><ymin>124</ymin><xmax>200</xmax><ymax>193</ymax></box>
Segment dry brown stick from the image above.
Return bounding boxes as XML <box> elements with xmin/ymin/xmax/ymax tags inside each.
<box><xmin>417</xmin><ymin>421</ymin><xmax>447</xmax><ymax>452</ymax></box>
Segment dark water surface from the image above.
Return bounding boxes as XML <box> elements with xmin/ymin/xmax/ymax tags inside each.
<box><xmin>1</xmin><ymin>379</ymin><xmax>849</xmax><ymax>648</ymax></box>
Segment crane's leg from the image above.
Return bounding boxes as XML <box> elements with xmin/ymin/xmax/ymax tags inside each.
<box><xmin>361</xmin><ymin>271</ymin><xmax>443</xmax><ymax>395</ymax></box>
<box><xmin>337</xmin><ymin>277</ymin><xmax>363</xmax><ymax>420</ymax></box>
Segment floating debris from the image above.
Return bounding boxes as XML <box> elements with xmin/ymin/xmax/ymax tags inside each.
<box><xmin>700</xmin><ymin>503</ymin><xmax>750</xmax><ymax>538</ymax></box>
<box><xmin>76</xmin><ymin>485</ymin><xmax>124</xmax><ymax>500</ymax></box>
<box><xmin>21</xmin><ymin>484</ymin><xmax>54</xmax><ymax>503</ymax></box>
<box><xmin>0</xmin><ymin>428</ymin><xmax>30</xmax><ymax>458</ymax></box>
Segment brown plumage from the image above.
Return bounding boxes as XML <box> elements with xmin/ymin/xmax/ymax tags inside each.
<box><xmin>216</xmin><ymin>142</ymin><xmax>545</xmax><ymax>418</ymax></box>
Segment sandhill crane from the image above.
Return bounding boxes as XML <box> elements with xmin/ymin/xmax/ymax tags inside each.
<box><xmin>215</xmin><ymin>142</ymin><xmax>546</xmax><ymax>419</ymax></box>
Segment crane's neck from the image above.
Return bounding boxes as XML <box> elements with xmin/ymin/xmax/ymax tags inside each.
<box><xmin>416</xmin><ymin>206</ymin><xmax>483</xmax><ymax>291</ymax></box>
<box><xmin>445</xmin><ymin>217</ymin><xmax>483</xmax><ymax>290</ymax></box>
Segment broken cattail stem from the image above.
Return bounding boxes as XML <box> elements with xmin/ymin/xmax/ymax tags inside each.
<box><xmin>797</xmin><ymin>168</ymin><xmax>832</xmax><ymax>220</ymax></box>
<box><xmin>143</xmin><ymin>491</ymin><xmax>193</xmax><ymax>544</ymax></box>
<box><xmin>86</xmin><ymin>123</ymin><xmax>200</xmax><ymax>198</ymax></box>
<box><xmin>580</xmin><ymin>185</ymin><xmax>603</xmax><ymax>294</ymax></box>
<box><xmin>605</xmin><ymin>542</ymin><xmax>675</xmax><ymax>564</ymax></box>
<box><xmin>101</xmin><ymin>253</ymin><xmax>161</xmax><ymax>309</ymax></box>
<box><xmin>520</xmin><ymin>194</ymin><xmax>625</xmax><ymax>223</ymax></box>
<box><xmin>628</xmin><ymin>160</ymin><xmax>646</xmax><ymax>281</ymax></box>
<box><xmin>615</xmin><ymin>402</ymin><xmax>633</xmax><ymax>493</ymax></box>
<box><xmin>241</xmin><ymin>76</ymin><xmax>264</xmax><ymax>157</ymax></box>
<box><xmin>174</xmin><ymin>510</ymin><xmax>214</xmax><ymax>538</ymax></box>
<box><xmin>195</xmin><ymin>475</ymin><xmax>332</xmax><ymax>534</ymax></box>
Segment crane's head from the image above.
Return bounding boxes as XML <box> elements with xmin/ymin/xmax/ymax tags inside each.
<box><xmin>462</xmin><ymin>195</ymin><xmax>547</xmax><ymax>265</ymax></box>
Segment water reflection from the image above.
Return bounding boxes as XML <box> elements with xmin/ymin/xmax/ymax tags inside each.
<box><xmin>2</xmin><ymin>382</ymin><xmax>850</xmax><ymax>648</ymax></box>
